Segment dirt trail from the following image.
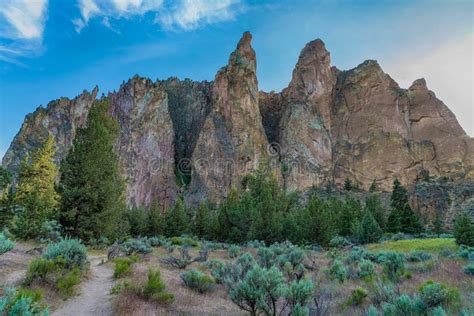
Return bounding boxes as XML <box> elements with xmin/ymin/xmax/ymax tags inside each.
<box><xmin>52</xmin><ymin>256</ymin><xmax>114</xmax><ymax>316</ymax></box>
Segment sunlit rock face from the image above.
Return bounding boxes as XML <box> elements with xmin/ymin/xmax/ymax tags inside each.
<box><xmin>188</xmin><ymin>31</ymin><xmax>277</xmax><ymax>204</ymax></box>
<box><xmin>3</xmin><ymin>32</ymin><xmax>472</xmax><ymax>224</ymax></box>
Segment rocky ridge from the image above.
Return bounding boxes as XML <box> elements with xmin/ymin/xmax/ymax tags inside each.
<box><xmin>2</xmin><ymin>32</ymin><xmax>473</xmax><ymax>225</ymax></box>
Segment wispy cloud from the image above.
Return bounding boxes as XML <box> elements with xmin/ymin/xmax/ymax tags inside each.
<box><xmin>73</xmin><ymin>0</ymin><xmax>242</xmax><ymax>33</ymax></box>
<box><xmin>0</xmin><ymin>0</ymin><xmax>48</xmax><ymax>39</ymax></box>
<box><xmin>0</xmin><ymin>0</ymin><xmax>48</xmax><ymax>64</ymax></box>
<box><xmin>157</xmin><ymin>0</ymin><xmax>243</xmax><ymax>31</ymax></box>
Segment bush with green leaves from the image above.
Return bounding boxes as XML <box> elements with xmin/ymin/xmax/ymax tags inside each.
<box><xmin>0</xmin><ymin>287</ymin><xmax>48</xmax><ymax>315</ymax></box>
<box><xmin>464</xmin><ymin>263</ymin><xmax>474</xmax><ymax>275</ymax></box>
<box><xmin>0</xmin><ymin>231</ymin><xmax>15</xmax><ymax>254</ymax></box>
<box><xmin>346</xmin><ymin>287</ymin><xmax>368</xmax><ymax>306</ymax></box>
<box><xmin>169</xmin><ymin>236</ymin><xmax>200</xmax><ymax>247</ymax></box>
<box><xmin>358</xmin><ymin>259</ymin><xmax>376</xmax><ymax>281</ymax></box>
<box><xmin>146</xmin><ymin>236</ymin><xmax>166</xmax><ymax>247</ymax></box>
<box><xmin>212</xmin><ymin>252</ymin><xmax>256</xmax><ymax>285</ymax></box>
<box><xmin>57</xmin><ymin>267</ymin><xmax>81</xmax><ymax>299</ymax></box>
<box><xmin>114</xmin><ymin>256</ymin><xmax>139</xmax><ymax>278</ymax></box>
<box><xmin>42</xmin><ymin>238</ymin><xmax>87</xmax><ymax>269</ymax></box>
<box><xmin>378</xmin><ymin>251</ymin><xmax>405</xmax><ymax>282</ymax></box>
<box><xmin>180</xmin><ymin>269</ymin><xmax>214</xmax><ymax>293</ymax></box>
<box><xmin>120</xmin><ymin>238</ymin><xmax>152</xmax><ymax>255</ymax></box>
<box><xmin>329</xmin><ymin>259</ymin><xmax>348</xmax><ymax>283</ymax></box>
<box><xmin>89</xmin><ymin>236</ymin><xmax>110</xmax><ymax>249</ymax></box>
<box><xmin>358</xmin><ymin>211</ymin><xmax>382</xmax><ymax>244</ymax></box>
<box><xmin>37</xmin><ymin>220</ymin><xmax>63</xmax><ymax>243</ymax></box>
<box><xmin>406</xmin><ymin>250</ymin><xmax>433</xmax><ymax>262</ymax></box>
<box><xmin>329</xmin><ymin>236</ymin><xmax>351</xmax><ymax>248</ymax></box>
<box><xmin>284</xmin><ymin>278</ymin><xmax>314</xmax><ymax>315</ymax></box>
<box><xmin>137</xmin><ymin>268</ymin><xmax>174</xmax><ymax>303</ymax></box>
<box><xmin>257</xmin><ymin>242</ymin><xmax>306</xmax><ymax>274</ymax></box>
<box><xmin>457</xmin><ymin>245</ymin><xmax>474</xmax><ymax>260</ymax></box>
<box><xmin>418</xmin><ymin>280</ymin><xmax>460</xmax><ymax>309</ymax></box>
<box><xmin>382</xmin><ymin>294</ymin><xmax>418</xmax><ymax>316</ymax></box>
<box><xmin>161</xmin><ymin>246</ymin><xmax>192</xmax><ymax>269</ymax></box>
<box><xmin>228</xmin><ymin>245</ymin><xmax>241</xmax><ymax>258</ymax></box>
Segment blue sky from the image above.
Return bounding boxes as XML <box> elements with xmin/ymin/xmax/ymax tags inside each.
<box><xmin>0</xmin><ymin>0</ymin><xmax>473</xmax><ymax>160</ymax></box>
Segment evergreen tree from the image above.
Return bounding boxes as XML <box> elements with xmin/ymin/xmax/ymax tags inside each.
<box><xmin>164</xmin><ymin>197</ymin><xmax>190</xmax><ymax>237</ymax></box>
<box><xmin>193</xmin><ymin>202</ymin><xmax>209</xmax><ymax>238</ymax></box>
<box><xmin>0</xmin><ymin>167</ymin><xmax>13</xmax><ymax>228</ymax></box>
<box><xmin>358</xmin><ymin>211</ymin><xmax>382</xmax><ymax>244</ymax></box>
<box><xmin>369</xmin><ymin>179</ymin><xmax>377</xmax><ymax>193</ymax></box>
<box><xmin>297</xmin><ymin>195</ymin><xmax>337</xmax><ymax>246</ymax></box>
<box><xmin>453</xmin><ymin>212</ymin><xmax>474</xmax><ymax>246</ymax></box>
<box><xmin>365</xmin><ymin>194</ymin><xmax>386</xmax><ymax>230</ymax></box>
<box><xmin>11</xmin><ymin>134</ymin><xmax>59</xmax><ymax>239</ymax></box>
<box><xmin>58</xmin><ymin>99</ymin><xmax>128</xmax><ymax>242</ymax></box>
<box><xmin>338</xmin><ymin>195</ymin><xmax>362</xmax><ymax>236</ymax></box>
<box><xmin>343</xmin><ymin>178</ymin><xmax>353</xmax><ymax>191</ymax></box>
<box><xmin>126</xmin><ymin>206</ymin><xmax>148</xmax><ymax>237</ymax></box>
<box><xmin>433</xmin><ymin>213</ymin><xmax>443</xmax><ymax>237</ymax></box>
<box><xmin>387</xmin><ymin>179</ymin><xmax>422</xmax><ymax>234</ymax></box>
<box><xmin>148</xmin><ymin>199</ymin><xmax>165</xmax><ymax>236</ymax></box>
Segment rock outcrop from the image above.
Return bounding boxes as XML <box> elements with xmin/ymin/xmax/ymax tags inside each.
<box><xmin>2</xmin><ymin>32</ymin><xmax>472</xmax><ymax>223</ymax></box>
<box><xmin>188</xmin><ymin>32</ymin><xmax>275</xmax><ymax>203</ymax></box>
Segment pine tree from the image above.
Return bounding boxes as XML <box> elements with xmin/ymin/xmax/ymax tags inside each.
<box><xmin>433</xmin><ymin>213</ymin><xmax>443</xmax><ymax>237</ymax></box>
<box><xmin>148</xmin><ymin>199</ymin><xmax>165</xmax><ymax>236</ymax></box>
<box><xmin>369</xmin><ymin>179</ymin><xmax>377</xmax><ymax>193</ymax></box>
<box><xmin>0</xmin><ymin>167</ymin><xmax>13</xmax><ymax>228</ymax></box>
<box><xmin>126</xmin><ymin>206</ymin><xmax>148</xmax><ymax>237</ymax></box>
<box><xmin>193</xmin><ymin>202</ymin><xmax>209</xmax><ymax>238</ymax></box>
<box><xmin>453</xmin><ymin>212</ymin><xmax>474</xmax><ymax>246</ymax></box>
<box><xmin>11</xmin><ymin>134</ymin><xmax>59</xmax><ymax>239</ymax></box>
<box><xmin>365</xmin><ymin>194</ymin><xmax>386</xmax><ymax>230</ymax></box>
<box><xmin>358</xmin><ymin>211</ymin><xmax>382</xmax><ymax>244</ymax></box>
<box><xmin>387</xmin><ymin>179</ymin><xmax>422</xmax><ymax>234</ymax></box>
<box><xmin>338</xmin><ymin>195</ymin><xmax>362</xmax><ymax>236</ymax></box>
<box><xmin>58</xmin><ymin>99</ymin><xmax>128</xmax><ymax>242</ymax></box>
<box><xmin>164</xmin><ymin>197</ymin><xmax>190</xmax><ymax>237</ymax></box>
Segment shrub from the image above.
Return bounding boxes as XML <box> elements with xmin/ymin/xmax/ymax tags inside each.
<box><xmin>419</xmin><ymin>280</ymin><xmax>460</xmax><ymax>308</ymax></box>
<box><xmin>346</xmin><ymin>287</ymin><xmax>368</xmax><ymax>306</ymax></box>
<box><xmin>161</xmin><ymin>246</ymin><xmax>192</xmax><ymax>269</ymax></box>
<box><xmin>24</xmin><ymin>258</ymin><xmax>57</xmax><ymax>285</ymax></box>
<box><xmin>245</xmin><ymin>240</ymin><xmax>265</xmax><ymax>248</ymax></box>
<box><xmin>114</xmin><ymin>256</ymin><xmax>138</xmax><ymax>278</ymax></box>
<box><xmin>57</xmin><ymin>267</ymin><xmax>81</xmax><ymax>298</ymax></box>
<box><xmin>169</xmin><ymin>236</ymin><xmax>200</xmax><ymax>247</ymax></box>
<box><xmin>141</xmin><ymin>268</ymin><xmax>174</xmax><ymax>303</ymax></box>
<box><xmin>285</xmin><ymin>279</ymin><xmax>314</xmax><ymax>314</ymax></box>
<box><xmin>358</xmin><ymin>211</ymin><xmax>383</xmax><ymax>244</ymax></box>
<box><xmin>382</xmin><ymin>294</ymin><xmax>418</xmax><ymax>316</ymax></box>
<box><xmin>329</xmin><ymin>236</ymin><xmax>351</xmax><ymax>248</ymax></box>
<box><xmin>379</xmin><ymin>251</ymin><xmax>405</xmax><ymax>282</ymax></box>
<box><xmin>348</xmin><ymin>246</ymin><xmax>370</xmax><ymax>263</ymax></box>
<box><xmin>457</xmin><ymin>245</ymin><xmax>474</xmax><ymax>260</ymax></box>
<box><xmin>406</xmin><ymin>250</ymin><xmax>433</xmax><ymax>262</ymax></box>
<box><xmin>120</xmin><ymin>238</ymin><xmax>152</xmax><ymax>255</ymax></box>
<box><xmin>42</xmin><ymin>238</ymin><xmax>87</xmax><ymax>269</ymax></box>
<box><xmin>358</xmin><ymin>259</ymin><xmax>376</xmax><ymax>281</ymax></box>
<box><xmin>89</xmin><ymin>236</ymin><xmax>110</xmax><ymax>249</ymax></box>
<box><xmin>228</xmin><ymin>245</ymin><xmax>241</xmax><ymax>258</ymax></box>
<box><xmin>180</xmin><ymin>269</ymin><xmax>214</xmax><ymax>293</ymax></box>
<box><xmin>0</xmin><ymin>287</ymin><xmax>48</xmax><ymax>315</ymax></box>
<box><xmin>146</xmin><ymin>236</ymin><xmax>165</xmax><ymax>247</ymax></box>
<box><xmin>37</xmin><ymin>220</ymin><xmax>62</xmax><ymax>244</ymax></box>
<box><xmin>329</xmin><ymin>259</ymin><xmax>348</xmax><ymax>283</ymax></box>
<box><xmin>0</xmin><ymin>232</ymin><xmax>15</xmax><ymax>254</ymax></box>
<box><xmin>463</xmin><ymin>263</ymin><xmax>474</xmax><ymax>275</ymax></box>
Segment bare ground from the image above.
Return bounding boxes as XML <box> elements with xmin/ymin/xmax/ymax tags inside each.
<box><xmin>52</xmin><ymin>256</ymin><xmax>114</xmax><ymax>316</ymax></box>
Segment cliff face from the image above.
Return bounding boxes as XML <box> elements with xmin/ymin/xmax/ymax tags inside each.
<box><xmin>2</xmin><ymin>32</ymin><xmax>472</xmax><ymax>223</ymax></box>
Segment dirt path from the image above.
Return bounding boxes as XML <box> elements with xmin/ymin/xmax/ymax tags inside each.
<box><xmin>52</xmin><ymin>256</ymin><xmax>114</xmax><ymax>316</ymax></box>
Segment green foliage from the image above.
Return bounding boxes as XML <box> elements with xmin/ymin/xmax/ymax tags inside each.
<box><xmin>419</xmin><ymin>280</ymin><xmax>460</xmax><ymax>309</ymax></box>
<box><xmin>463</xmin><ymin>263</ymin><xmax>474</xmax><ymax>275</ymax></box>
<box><xmin>25</xmin><ymin>258</ymin><xmax>56</xmax><ymax>284</ymax></box>
<box><xmin>59</xmin><ymin>99</ymin><xmax>128</xmax><ymax>242</ymax></box>
<box><xmin>346</xmin><ymin>287</ymin><xmax>368</xmax><ymax>306</ymax></box>
<box><xmin>11</xmin><ymin>135</ymin><xmax>59</xmax><ymax>239</ymax></box>
<box><xmin>57</xmin><ymin>267</ymin><xmax>81</xmax><ymax>299</ymax></box>
<box><xmin>406</xmin><ymin>250</ymin><xmax>433</xmax><ymax>262</ymax></box>
<box><xmin>228</xmin><ymin>244</ymin><xmax>241</xmax><ymax>258</ymax></box>
<box><xmin>165</xmin><ymin>197</ymin><xmax>190</xmax><ymax>237</ymax></box>
<box><xmin>0</xmin><ymin>231</ymin><xmax>15</xmax><ymax>254</ymax></box>
<box><xmin>141</xmin><ymin>268</ymin><xmax>174</xmax><ymax>303</ymax></box>
<box><xmin>329</xmin><ymin>259</ymin><xmax>348</xmax><ymax>283</ymax></box>
<box><xmin>37</xmin><ymin>220</ymin><xmax>62</xmax><ymax>243</ymax></box>
<box><xmin>358</xmin><ymin>210</ymin><xmax>383</xmax><ymax>244</ymax></box>
<box><xmin>367</xmin><ymin>238</ymin><xmax>458</xmax><ymax>254</ymax></box>
<box><xmin>114</xmin><ymin>256</ymin><xmax>138</xmax><ymax>278</ymax></box>
<box><xmin>297</xmin><ymin>196</ymin><xmax>338</xmax><ymax>246</ymax></box>
<box><xmin>387</xmin><ymin>179</ymin><xmax>422</xmax><ymax>234</ymax></box>
<box><xmin>382</xmin><ymin>294</ymin><xmax>418</xmax><ymax>316</ymax></box>
<box><xmin>453</xmin><ymin>212</ymin><xmax>474</xmax><ymax>246</ymax></box>
<box><xmin>365</xmin><ymin>194</ymin><xmax>385</xmax><ymax>230</ymax></box>
<box><xmin>329</xmin><ymin>236</ymin><xmax>350</xmax><ymax>248</ymax></box>
<box><xmin>126</xmin><ymin>206</ymin><xmax>148</xmax><ymax>237</ymax></box>
<box><xmin>180</xmin><ymin>269</ymin><xmax>214</xmax><ymax>293</ymax></box>
<box><xmin>379</xmin><ymin>251</ymin><xmax>405</xmax><ymax>282</ymax></box>
<box><xmin>168</xmin><ymin>236</ymin><xmax>199</xmax><ymax>247</ymax></box>
<box><xmin>338</xmin><ymin>195</ymin><xmax>362</xmax><ymax>237</ymax></box>
<box><xmin>193</xmin><ymin>202</ymin><xmax>210</xmax><ymax>238</ymax></box>
<box><xmin>120</xmin><ymin>238</ymin><xmax>152</xmax><ymax>255</ymax></box>
<box><xmin>147</xmin><ymin>199</ymin><xmax>165</xmax><ymax>236</ymax></box>
<box><xmin>0</xmin><ymin>287</ymin><xmax>48</xmax><ymax>315</ymax></box>
<box><xmin>285</xmin><ymin>279</ymin><xmax>314</xmax><ymax>314</ymax></box>
<box><xmin>344</xmin><ymin>177</ymin><xmax>353</xmax><ymax>191</ymax></box>
<box><xmin>42</xmin><ymin>238</ymin><xmax>87</xmax><ymax>269</ymax></box>
<box><xmin>358</xmin><ymin>259</ymin><xmax>376</xmax><ymax>281</ymax></box>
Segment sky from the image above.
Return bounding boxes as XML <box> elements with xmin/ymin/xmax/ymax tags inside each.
<box><xmin>0</xmin><ymin>0</ymin><xmax>473</xmax><ymax>160</ymax></box>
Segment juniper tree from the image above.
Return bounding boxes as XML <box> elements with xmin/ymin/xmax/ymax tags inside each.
<box><xmin>344</xmin><ymin>178</ymin><xmax>353</xmax><ymax>191</ymax></box>
<box><xmin>58</xmin><ymin>99</ymin><xmax>128</xmax><ymax>242</ymax></box>
<box><xmin>358</xmin><ymin>211</ymin><xmax>382</xmax><ymax>244</ymax></box>
<box><xmin>148</xmin><ymin>199</ymin><xmax>165</xmax><ymax>236</ymax></box>
<box><xmin>453</xmin><ymin>212</ymin><xmax>474</xmax><ymax>246</ymax></box>
<box><xmin>164</xmin><ymin>196</ymin><xmax>190</xmax><ymax>237</ymax></box>
<box><xmin>365</xmin><ymin>194</ymin><xmax>386</xmax><ymax>230</ymax></box>
<box><xmin>11</xmin><ymin>134</ymin><xmax>59</xmax><ymax>239</ymax></box>
<box><xmin>387</xmin><ymin>179</ymin><xmax>422</xmax><ymax>234</ymax></box>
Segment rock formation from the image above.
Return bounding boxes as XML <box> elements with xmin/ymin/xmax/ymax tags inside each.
<box><xmin>2</xmin><ymin>32</ymin><xmax>472</xmax><ymax>223</ymax></box>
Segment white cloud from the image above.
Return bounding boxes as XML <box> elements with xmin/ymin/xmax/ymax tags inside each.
<box><xmin>157</xmin><ymin>0</ymin><xmax>242</xmax><ymax>31</ymax></box>
<box><xmin>384</xmin><ymin>33</ymin><xmax>474</xmax><ymax>136</ymax></box>
<box><xmin>73</xmin><ymin>0</ymin><xmax>241</xmax><ymax>33</ymax></box>
<box><xmin>0</xmin><ymin>0</ymin><xmax>48</xmax><ymax>39</ymax></box>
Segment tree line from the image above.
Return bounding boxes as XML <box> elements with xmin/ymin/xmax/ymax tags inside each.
<box><xmin>0</xmin><ymin>98</ymin><xmax>473</xmax><ymax>247</ymax></box>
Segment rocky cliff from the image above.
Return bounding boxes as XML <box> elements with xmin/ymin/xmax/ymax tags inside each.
<box><xmin>2</xmin><ymin>32</ymin><xmax>473</xmax><ymax>223</ymax></box>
